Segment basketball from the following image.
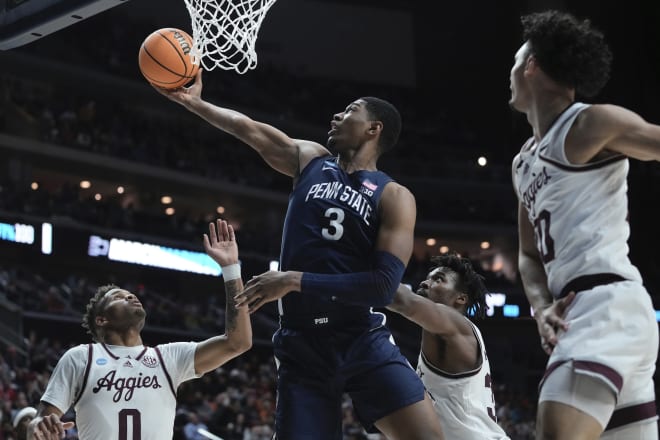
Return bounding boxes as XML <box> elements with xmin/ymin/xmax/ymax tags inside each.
<box><xmin>138</xmin><ymin>28</ymin><xmax>199</xmax><ymax>89</ymax></box>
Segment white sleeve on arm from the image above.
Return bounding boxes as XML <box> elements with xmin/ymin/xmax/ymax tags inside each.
<box><xmin>156</xmin><ymin>341</ymin><xmax>200</xmax><ymax>387</ymax></box>
<box><xmin>40</xmin><ymin>345</ymin><xmax>88</xmax><ymax>413</ymax></box>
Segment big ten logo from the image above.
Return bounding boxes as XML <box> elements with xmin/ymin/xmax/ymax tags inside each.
<box><xmin>359</xmin><ymin>187</ymin><xmax>374</xmax><ymax>197</ymax></box>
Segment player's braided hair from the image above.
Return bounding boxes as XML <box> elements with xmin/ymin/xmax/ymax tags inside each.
<box><xmin>521</xmin><ymin>10</ymin><xmax>612</xmax><ymax>97</ymax></box>
<box><xmin>82</xmin><ymin>284</ymin><xmax>119</xmax><ymax>342</ymax></box>
<box><xmin>359</xmin><ymin>96</ymin><xmax>402</xmax><ymax>153</ymax></box>
<box><xmin>430</xmin><ymin>253</ymin><xmax>488</xmax><ymax>319</ymax></box>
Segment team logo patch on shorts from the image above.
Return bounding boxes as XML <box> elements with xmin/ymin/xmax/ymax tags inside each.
<box><xmin>96</xmin><ymin>358</ymin><xmax>108</xmax><ymax>366</ymax></box>
<box><xmin>141</xmin><ymin>355</ymin><xmax>159</xmax><ymax>368</ymax></box>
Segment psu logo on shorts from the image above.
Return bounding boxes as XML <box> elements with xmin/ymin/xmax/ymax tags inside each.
<box><xmin>141</xmin><ymin>355</ymin><xmax>159</xmax><ymax>368</ymax></box>
<box><xmin>314</xmin><ymin>317</ymin><xmax>329</xmax><ymax>325</ymax></box>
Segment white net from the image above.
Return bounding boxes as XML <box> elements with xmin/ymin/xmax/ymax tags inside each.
<box><xmin>183</xmin><ymin>0</ymin><xmax>278</xmax><ymax>74</ymax></box>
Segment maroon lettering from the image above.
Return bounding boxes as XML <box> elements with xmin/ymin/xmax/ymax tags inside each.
<box><xmin>522</xmin><ymin>166</ymin><xmax>551</xmax><ymax>213</ymax></box>
<box><xmin>484</xmin><ymin>373</ymin><xmax>497</xmax><ymax>423</ymax></box>
<box><xmin>119</xmin><ymin>408</ymin><xmax>141</xmax><ymax>440</ymax></box>
<box><xmin>92</xmin><ymin>370</ymin><xmax>162</xmax><ymax>402</ymax></box>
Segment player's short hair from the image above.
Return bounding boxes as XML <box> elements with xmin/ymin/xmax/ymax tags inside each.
<box><xmin>82</xmin><ymin>284</ymin><xmax>119</xmax><ymax>342</ymax></box>
<box><xmin>521</xmin><ymin>10</ymin><xmax>612</xmax><ymax>97</ymax></box>
<box><xmin>430</xmin><ymin>253</ymin><xmax>488</xmax><ymax>319</ymax></box>
<box><xmin>359</xmin><ymin>96</ymin><xmax>401</xmax><ymax>153</ymax></box>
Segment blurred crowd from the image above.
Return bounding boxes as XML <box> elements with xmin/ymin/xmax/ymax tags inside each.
<box><xmin>0</xmin><ymin>333</ymin><xmax>537</xmax><ymax>440</ymax></box>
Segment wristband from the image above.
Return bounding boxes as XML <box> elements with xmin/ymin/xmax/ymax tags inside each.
<box><xmin>221</xmin><ymin>264</ymin><xmax>241</xmax><ymax>281</ymax></box>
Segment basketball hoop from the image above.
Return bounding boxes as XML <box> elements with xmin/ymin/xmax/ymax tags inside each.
<box><xmin>183</xmin><ymin>0</ymin><xmax>277</xmax><ymax>74</ymax></box>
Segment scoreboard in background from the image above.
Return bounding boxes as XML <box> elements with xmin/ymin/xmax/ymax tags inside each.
<box><xmin>0</xmin><ymin>215</ymin><xmax>221</xmax><ymax>277</ymax></box>
<box><xmin>87</xmin><ymin>235</ymin><xmax>220</xmax><ymax>276</ymax></box>
<box><xmin>0</xmin><ymin>219</ymin><xmax>51</xmax><ymax>254</ymax></box>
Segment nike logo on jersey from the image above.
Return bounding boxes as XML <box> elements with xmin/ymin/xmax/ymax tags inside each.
<box><xmin>322</xmin><ymin>164</ymin><xmax>337</xmax><ymax>171</ymax></box>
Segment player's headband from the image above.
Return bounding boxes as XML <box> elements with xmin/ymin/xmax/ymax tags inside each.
<box><xmin>102</xmin><ymin>287</ymin><xmax>123</xmax><ymax>301</ymax></box>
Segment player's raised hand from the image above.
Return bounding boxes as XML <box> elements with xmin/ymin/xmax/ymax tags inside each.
<box><xmin>28</xmin><ymin>415</ymin><xmax>75</xmax><ymax>440</ymax></box>
<box><xmin>534</xmin><ymin>291</ymin><xmax>576</xmax><ymax>355</ymax></box>
<box><xmin>236</xmin><ymin>271</ymin><xmax>300</xmax><ymax>313</ymax></box>
<box><xmin>204</xmin><ymin>219</ymin><xmax>239</xmax><ymax>268</ymax></box>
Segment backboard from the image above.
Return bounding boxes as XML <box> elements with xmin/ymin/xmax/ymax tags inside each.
<box><xmin>0</xmin><ymin>0</ymin><xmax>129</xmax><ymax>50</ymax></box>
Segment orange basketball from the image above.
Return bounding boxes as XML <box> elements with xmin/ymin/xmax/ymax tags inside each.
<box><xmin>138</xmin><ymin>28</ymin><xmax>199</xmax><ymax>89</ymax></box>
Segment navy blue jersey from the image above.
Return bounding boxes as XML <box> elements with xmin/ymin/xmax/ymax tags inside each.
<box><xmin>279</xmin><ymin>155</ymin><xmax>393</xmax><ymax>322</ymax></box>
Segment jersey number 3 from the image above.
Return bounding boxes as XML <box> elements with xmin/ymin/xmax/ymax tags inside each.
<box><xmin>533</xmin><ymin>210</ymin><xmax>555</xmax><ymax>263</ymax></box>
<box><xmin>322</xmin><ymin>207</ymin><xmax>345</xmax><ymax>240</ymax></box>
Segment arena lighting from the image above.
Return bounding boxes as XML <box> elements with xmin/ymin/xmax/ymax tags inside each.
<box><xmin>269</xmin><ymin>260</ymin><xmax>279</xmax><ymax>271</ymax></box>
<box><xmin>116</xmin><ymin>186</ymin><xmax>125</xmax><ymax>194</ymax></box>
<box><xmin>80</xmin><ymin>180</ymin><xmax>91</xmax><ymax>189</ymax></box>
<box><xmin>439</xmin><ymin>245</ymin><xmax>449</xmax><ymax>253</ymax></box>
<box><xmin>426</xmin><ymin>238</ymin><xmax>436</xmax><ymax>246</ymax></box>
<box><xmin>160</xmin><ymin>195</ymin><xmax>172</xmax><ymax>204</ymax></box>
<box><xmin>30</xmin><ymin>182</ymin><xmax>38</xmax><ymax>190</ymax></box>
<box><xmin>477</xmin><ymin>156</ymin><xmax>487</xmax><ymax>167</ymax></box>
<box><xmin>88</xmin><ymin>235</ymin><xmax>222</xmax><ymax>276</ymax></box>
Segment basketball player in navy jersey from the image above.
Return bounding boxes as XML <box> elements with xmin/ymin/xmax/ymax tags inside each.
<box><xmin>510</xmin><ymin>10</ymin><xmax>660</xmax><ymax>440</ymax></box>
<box><xmin>158</xmin><ymin>74</ymin><xmax>444</xmax><ymax>439</ymax></box>
<box><xmin>27</xmin><ymin>220</ymin><xmax>251</xmax><ymax>440</ymax></box>
<box><xmin>387</xmin><ymin>254</ymin><xmax>510</xmax><ymax>439</ymax></box>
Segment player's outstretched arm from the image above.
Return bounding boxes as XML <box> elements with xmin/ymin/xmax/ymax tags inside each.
<box><xmin>236</xmin><ymin>183</ymin><xmax>416</xmax><ymax>312</ymax></box>
<box><xmin>194</xmin><ymin>220</ymin><xmax>252</xmax><ymax>375</ymax></box>
<box><xmin>27</xmin><ymin>403</ymin><xmax>74</xmax><ymax>440</ymax></box>
<box><xmin>154</xmin><ymin>70</ymin><xmax>329</xmax><ymax>177</ymax></box>
<box><xmin>567</xmin><ymin>104</ymin><xmax>660</xmax><ymax>163</ymax></box>
<box><xmin>387</xmin><ymin>284</ymin><xmax>474</xmax><ymax>338</ymax></box>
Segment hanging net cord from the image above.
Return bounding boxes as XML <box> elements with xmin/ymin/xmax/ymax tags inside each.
<box><xmin>183</xmin><ymin>0</ymin><xmax>277</xmax><ymax>74</ymax></box>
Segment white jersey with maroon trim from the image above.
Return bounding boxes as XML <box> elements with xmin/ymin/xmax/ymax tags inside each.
<box><xmin>41</xmin><ymin>342</ymin><xmax>198</xmax><ymax>440</ymax></box>
<box><xmin>417</xmin><ymin>320</ymin><xmax>510</xmax><ymax>440</ymax></box>
<box><xmin>512</xmin><ymin>102</ymin><xmax>642</xmax><ymax>298</ymax></box>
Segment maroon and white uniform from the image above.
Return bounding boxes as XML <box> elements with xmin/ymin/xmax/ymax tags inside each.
<box><xmin>42</xmin><ymin>342</ymin><xmax>199</xmax><ymax>440</ymax></box>
<box><xmin>512</xmin><ymin>102</ymin><xmax>658</xmax><ymax>435</ymax></box>
<box><xmin>417</xmin><ymin>319</ymin><xmax>510</xmax><ymax>440</ymax></box>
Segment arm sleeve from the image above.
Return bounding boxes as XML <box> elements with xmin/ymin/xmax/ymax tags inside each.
<box><xmin>300</xmin><ymin>250</ymin><xmax>405</xmax><ymax>307</ymax></box>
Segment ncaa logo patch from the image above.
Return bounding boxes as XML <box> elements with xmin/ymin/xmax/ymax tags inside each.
<box><xmin>141</xmin><ymin>355</ymin><xmax>159</xmax><ymax>368</ymax></box>
<box><xmin>96</xmin><ymin>358</ymin><xmax>108</xmax><ymax>366</ymax></box>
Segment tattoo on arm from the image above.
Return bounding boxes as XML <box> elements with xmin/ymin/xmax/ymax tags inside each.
<box><xmin>224</xmin><ymin>279</ymin><xmax>242</xmax><ymax>333</ymax></box>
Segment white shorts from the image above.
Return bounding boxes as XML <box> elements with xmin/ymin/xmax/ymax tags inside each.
<box><xmin>538</xmin><ymin>280</ymin><xmax>658</xmax><ymax>434</ymax></box>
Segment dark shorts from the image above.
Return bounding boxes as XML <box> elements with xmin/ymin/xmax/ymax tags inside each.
<box><xmin>272</xmin><ymin>323</ymin><xmax>425</xmax><ymax>440</ymax></box>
